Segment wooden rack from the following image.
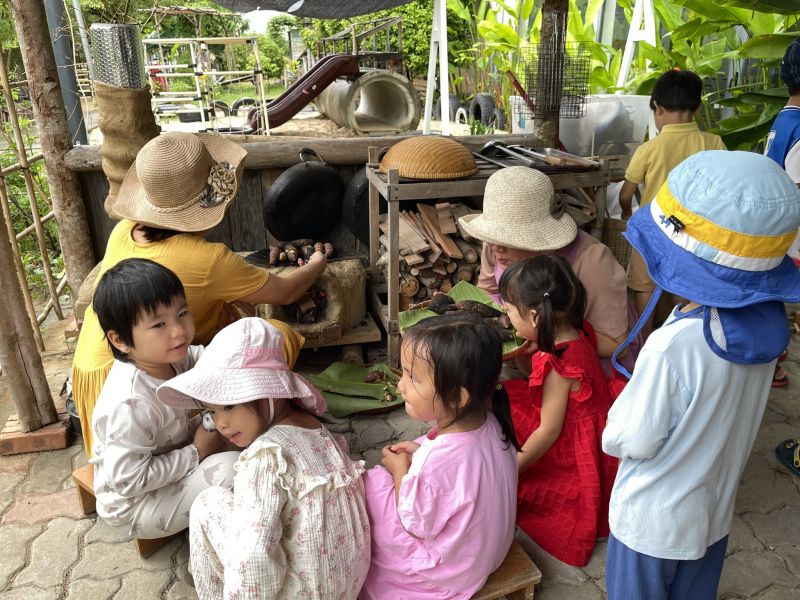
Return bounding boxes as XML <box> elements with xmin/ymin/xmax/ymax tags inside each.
<box><xmin>366</xmin><ymin>147</ymin><xmax>610</xmax><ymax>366</ymax></box>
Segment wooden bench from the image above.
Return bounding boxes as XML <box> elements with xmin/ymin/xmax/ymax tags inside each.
<box><xmin>473</xmin><ymin>541</ymin><xmax>542</xmax><ymax>600</ymax></box>
<box><xmin>72</xmin><ymin>463</ymin><xmax>182</xmax><ymax>558</ymax></box>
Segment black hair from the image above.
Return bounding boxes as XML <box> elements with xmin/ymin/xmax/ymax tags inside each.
<box><xmin>93</xmin><ymin>258</ymin><xmax>187</xmax><ymax>362</ymax></box>
<box><xmin>499</xmin><ymin>254</ymin><xmax>586</xmax><ymax>356</ymax></box>
<box><xmin>137</xmin><ymin>225</ymin><xmax>181</xmax><ymax>243</ymax></box>
<box><xmin>789</xmin><ymin>84</ymin><xmax>800</xmax><ymax>97</ymax></box>
<box><xmin>402</xmin><ymin>313</ymin><xmax>520</xmax><ymax>451</ymax></box>
<box><xmin>648</xmin><ymin>69</ymin><xmax>702</xmax><ymax>112</ymax></box>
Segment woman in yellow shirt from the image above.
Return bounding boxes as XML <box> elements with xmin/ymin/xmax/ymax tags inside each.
<box><xmin>73</xmin><ymin>132</ymin><xmax>326</xmax><ymax>454</ymax></box>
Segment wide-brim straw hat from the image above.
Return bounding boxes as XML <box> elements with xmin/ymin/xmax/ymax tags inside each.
<box><xmin>459</xmin><ymin>167</ymin><xmax>577</xmax><ymax>251</ymax></box>
<box><xmin>112</xmin><ymin>132</ymin><xmax>247</xmax><ymax>232</ymax></box>
<box><xmin>157</xmin><ymin>318</ymin><xmax>327</xmax><ymax>416</ymax></box>
<box><xmin>626</xmin><ymin>150</ymin><xmax>800</xmax><ymax>307</ymax></box>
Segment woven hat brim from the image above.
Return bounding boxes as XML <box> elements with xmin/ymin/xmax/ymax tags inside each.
<box><xmin>156</xmin><ymin>366</ymin><xmax>327</xmax><ymax>416</ymax></box>
<box><xmin>112</xmin><ymin>134</ymin><xmax>247</xmax><ymax>232</ymax></box>
<box><xmin>458</xmin><ymin>211</ymin><xmax>577</xmax><ymax>252</ymax></box>
<box><xmin>379</xmin><ymin>165</ymin><xmax>479</xmax><ymax>180</ymax></box>
<box><xmin>626</xmin><ymin>203</ymin><xmax>800</xmax><ymax>308</ymax></box>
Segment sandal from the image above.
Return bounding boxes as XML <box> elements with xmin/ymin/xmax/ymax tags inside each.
<box><xmin>775</xmin><ymin>439</ymin><xmax>800</xmax><ymax>478</ymax></box>
<box><xmin>772</xmin><ymin>365</ymin><xmax>789</xmax><ymax>388</ymax></box>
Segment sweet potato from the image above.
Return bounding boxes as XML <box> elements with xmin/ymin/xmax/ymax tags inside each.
<box><xmin>323</xmin><ymin>242</ymin><xmax>334</xmax><ymax>258</ymax></box>
<box><xmin>268</xmin><ymin>245</ymin><xmax>281</xmax><ymax>266</ymax></box>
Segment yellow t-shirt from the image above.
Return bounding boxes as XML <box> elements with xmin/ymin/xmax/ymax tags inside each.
<box><xmin>625</xmin><ymin>122</ymin><xmax>726</xmax><ymax>206</ymax></box>
<box><xmin>72</xmin><ymin>219</ymin><xmax>270</xmax><ymax>454</ymax></box>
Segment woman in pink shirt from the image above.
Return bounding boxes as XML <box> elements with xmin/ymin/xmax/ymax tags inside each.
<box><xmin>360</xmin><ymin>314</ymin><xmax>519</xmax><ymax>599</ymax></box>
<box><xmin>459</xmin><ymin>167</ymin><xmax>639</xmax><ymax>371</ymax></box>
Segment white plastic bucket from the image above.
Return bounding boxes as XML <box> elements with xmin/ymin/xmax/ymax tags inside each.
<box><xmin>509</xmin><ymin>95</ymin><xmax>536</xmax><ymax>134</ymax></box>
<box><xmin>559</xmin><ymin>94</ymin><xmax>654</xmax><ymax>157</ymax></box>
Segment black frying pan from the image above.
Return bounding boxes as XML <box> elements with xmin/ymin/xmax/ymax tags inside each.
<box><xmin>263</xmin><ymin>148</ymin><xmax>343</xmax><ymax>241</ymax></box>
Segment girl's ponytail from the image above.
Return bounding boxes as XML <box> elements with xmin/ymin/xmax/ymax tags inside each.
<box><xmin>492</xmin><ymin>384</ymin><xmax>521</xmax><ymax>451</ymax></box>
<box><xmin>536</xmin><ymin>291</ymin><xmax>557</xmax><ymax>355</ymax></box>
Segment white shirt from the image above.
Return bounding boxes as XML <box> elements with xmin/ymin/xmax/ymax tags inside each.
<box><xmin>602</xmin><ymin>309</ymin><xmax>773</xmax><ymax>559</ymax></box>
<box><xmin>90</xmin><ymin>346</ymin><xmax>204</xmax><ymax>525</ymax></box>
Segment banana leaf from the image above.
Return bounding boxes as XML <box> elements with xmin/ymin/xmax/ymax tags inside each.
<box><xmin>397</xmin><ymin>281</ymin><xmax>527</xmax><ymax>356</ymax></box>
<box><xmin>309</xmin><ymin>362</ymin><xmax>404</xmax><ymax>418</ymax></box>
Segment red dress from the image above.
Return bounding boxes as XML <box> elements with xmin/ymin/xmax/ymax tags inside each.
<box><xmin>504</xmin><ymin>332</ymin><xmax>618</xmax><ymax>567</ymax></box>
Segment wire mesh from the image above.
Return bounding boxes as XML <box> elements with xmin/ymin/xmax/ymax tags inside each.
<box><xmin>517</xmin><ymin>42</ymin><xmax>591</xmax><ymax>120</ymax></box>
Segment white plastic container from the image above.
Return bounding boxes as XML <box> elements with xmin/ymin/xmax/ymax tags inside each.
<box><xmin>559</xmin><ymin>94</ymin><xmax>654</xmax><ymax>157</ymax></box>
<box><xmin>509</xmin><ymin>95</ymin><xmax>536</xmax><ymax>134</ymax></box>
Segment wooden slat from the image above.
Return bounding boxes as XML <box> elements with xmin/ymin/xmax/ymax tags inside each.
<box><xmin>436</xmin><ymin>202</ymin><xmax>457</xmax><ymax>234</ymax></box>
<box><xmin>417</xmin><ymin>204</ymin><xmax>463</xmax><ymax>260</ymax></box>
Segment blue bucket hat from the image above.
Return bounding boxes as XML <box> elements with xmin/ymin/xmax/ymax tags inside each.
<box><xmin>613</xmin><ymin>150</ymin><xmax>800</xmax><ymax>376</ymax></box>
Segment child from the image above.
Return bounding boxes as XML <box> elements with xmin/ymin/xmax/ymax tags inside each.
<box><xmin>156</xmin><ymin>317</ymin><xmax>370</xmax><ymax>599</ymax></box>
<box><xmin>764</xmin><ymin>36</ymin><xmax>800</xmax><ymax>392</ymax></box>
<box><xmin>619</xmin><ymin>69</ymin><xmax>726</xmax><ymax>336</ymax></box>
<box><xmin>499</xmin><ymin>255</ymin><xmax>618</xmax><ymax>567</ymax></box>
<box><xmin>90</xmin><ymin>258</ymin><xmax>239</xmax><ymax>539</ymax></box>
<box><xmin>360</xmin><ymin>314</ymin><xmax>519</xmax><ymax>599</ymax></box>
<box><xmin>603</xmin><ymin>151</ymin><xmax>800</xmax><ymax>599</ymax></box>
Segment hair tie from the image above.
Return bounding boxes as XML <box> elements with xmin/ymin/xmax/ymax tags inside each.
<box><xmin>543</xmin><ymin>292</ymin><xmax>550</xmax><ymax>298</ymax></box>
<box><xmin>496</xmin><ymin>384</ymin><xmax>503</xmax><ymax>390</ymax></box>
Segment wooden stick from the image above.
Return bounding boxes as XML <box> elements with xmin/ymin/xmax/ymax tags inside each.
<box><xmin>454</xmin><ymin>238</ymin><xmax>478</xmax><ymax>263</ymax></box>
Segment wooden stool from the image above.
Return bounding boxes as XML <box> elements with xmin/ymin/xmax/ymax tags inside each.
<box><xmin>472</xmin><ymin>541</ymin><xmax>542</xmax><ymax>600</ymax></box>
<box><xmin>72</xmin><ymin>463</ymin><xmax>182</xmax><ymax>558</ymax></box>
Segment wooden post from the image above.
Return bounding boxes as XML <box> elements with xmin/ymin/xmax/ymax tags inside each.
<box><xmin>0</xmin><ymin>192</ymin><xmax>58</xmax><ymax>432</ymax></box>
<box><xmin>9</xmin><ymin>0</ymin><xmax>96</xmax><ymax>297</ymax></box>
<box><xmin>534</xmin><ymin>0</ymin><xmax>568</xmax><ymax>148</ymax></box>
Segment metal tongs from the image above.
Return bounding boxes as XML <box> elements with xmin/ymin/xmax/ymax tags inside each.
<box><xmin>510</xmin><ymin>146</ymin><xmax>600</xmax><ymax>168</ymax></box>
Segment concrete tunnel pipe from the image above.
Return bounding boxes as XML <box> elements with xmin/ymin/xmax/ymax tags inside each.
<box><xmin>315</xmin><ymin>70</ymin><xmax>421</xmax><ymax>133</ymax></box>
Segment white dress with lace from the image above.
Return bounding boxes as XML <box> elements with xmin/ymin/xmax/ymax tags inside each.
<box><xmin>190</xmin><ymin>424</ymin><xmax>370</xmax><ymax>599</ymax></box>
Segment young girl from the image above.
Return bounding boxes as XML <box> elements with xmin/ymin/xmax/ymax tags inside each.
<box><xmin>499</xmin><ymin>255</ymin><xmax>618</xmax><ymax>567</ymax></box>
<box><xmin>90</xmin><ymin>258</ymin><xmax>239</xmax><ymax>539</ymax></box>
<box><xmin>360</xmin><ymin>314</ymin><xmax>519</xmax><ymax>599</ymax></box>
<box><xmin>156</xmin><ymin>317</ymin><xmax>370</xmax><ymax>599</ymax></box>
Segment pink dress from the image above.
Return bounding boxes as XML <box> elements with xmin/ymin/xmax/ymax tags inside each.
<box><xmin>360</xmin><ymin>415</ymin><xmax>518</xmax><ymax>600</ymax></box>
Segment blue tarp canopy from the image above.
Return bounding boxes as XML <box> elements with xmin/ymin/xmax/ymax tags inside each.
<box><xmin>213</xmin><ymin>1</ymin><xmax>414</xmax><ymax>18</ymax></box>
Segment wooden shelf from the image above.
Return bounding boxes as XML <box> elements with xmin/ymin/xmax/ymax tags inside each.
<box><xmin>366</xmin><ymin>152</ymin><xmax>611</xmax><ymax>366</ymax></box>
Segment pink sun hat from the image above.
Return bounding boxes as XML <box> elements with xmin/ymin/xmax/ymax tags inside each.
<box><xmin>156</xmin><ymin>318</ymin><xmax>326</xmax><ymax>416</ymax></box>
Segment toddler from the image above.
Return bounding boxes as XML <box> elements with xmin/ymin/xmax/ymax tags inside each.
<box><xmin>360</xmin><ymin>314</ymin><xmax>519</xmax><ymax>599</ymax></box>
<box><xmin>157</xmin><ymin>317</ymin><xmax>370</xmax><ymax>599</ymax></box>
<box><xmin>90</xmin><ymin>258</ymin><xmax>238</xmax><ymax>539</ymax></box>
<box><xmin>604</xmin><ymin>151</ymin><xmax>800</xmax><ymax>598</ymax></box>
<box><xmin>500</xmin><ymin>254</ymin><xmax>617</xmax><ymax>567</ymax></box>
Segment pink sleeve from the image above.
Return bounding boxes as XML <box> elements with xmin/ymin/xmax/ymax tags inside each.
<box><xmin>477</xmin><ymin>242</ymin><xmax>501</xmax><ymax>303</ymax></box>
<box><xmin>573</xmin><ymin>244</ymin><xmax>629</xmax><ymax>339</ymax></box>
<box><xmin>397</xmin><ymin>468</ymin><xmax>453</xmax><ymax>540</ymax></box>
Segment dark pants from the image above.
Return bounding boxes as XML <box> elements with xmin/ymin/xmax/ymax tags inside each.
<box><xmin>606</xmin><ymin>533</ymin><xmax>728</xmax><ymax>600</ymax></box>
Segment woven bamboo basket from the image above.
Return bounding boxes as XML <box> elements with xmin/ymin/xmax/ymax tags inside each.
<box><xmin>380</xmin><ymin>136</ymin><xmax>478</xmax><ymax>180</ymax></box>
<box><xmin>602</xmin><ymin>217</ymin><xmax>632</xmax><ymax>268</ymax></box>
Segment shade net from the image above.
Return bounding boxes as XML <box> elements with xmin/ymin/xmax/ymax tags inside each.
<box><xmin>213</xmin><ymin>0</ymin><xmax>415</xmax><ymax>19</ymax></box>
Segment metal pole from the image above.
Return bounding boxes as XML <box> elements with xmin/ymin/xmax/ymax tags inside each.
<box><xmin>43</xmin><ymin>0</ymin><xmax>88</xmax><ymax>144</ymax></box>
<box><xmin>70</xmin><ymin>0</ymin><xmax>94</xmax><ymax>80</ymax></box>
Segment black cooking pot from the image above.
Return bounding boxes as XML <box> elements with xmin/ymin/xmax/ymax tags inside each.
<box><xmin>263</xmin><ymin>148</ymin><xmax>343</xmax><ymax>242</ymax></box>
<box><xmin>342</xmin><ymin>148</ymin><xmax>389</xmax><ymax>245</ymax></box>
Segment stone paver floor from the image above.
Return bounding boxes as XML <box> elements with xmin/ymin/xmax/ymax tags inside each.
<box><xmin>1</xmin><ymin>332</ymin><xmax>799</xmax><ymax>599</ymax></box>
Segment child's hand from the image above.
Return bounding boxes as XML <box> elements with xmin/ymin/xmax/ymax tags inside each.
<box><xmin>387</xmin><ymin>441</ymin><xmax>420</xmax><ymax>455</ymax></box>
<box><xmin>381</xmin><ymin>444</ymin><xmax>412</xmax><ymax>476</ymax></box>
<box><xmin>194</xmin><ymin>427</ymin><xmax>227</xmax><ymax>462</ymax></box>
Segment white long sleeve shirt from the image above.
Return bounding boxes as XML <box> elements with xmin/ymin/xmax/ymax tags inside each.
<box><xmin>90</xmin><ymin>346</ymin><xmax>203</xmax><ymax>526</ymax></box>
<box><xmin>602</xmin><ymin>309</ymin><xmax>773</xmax><ymax>560</ymax></box>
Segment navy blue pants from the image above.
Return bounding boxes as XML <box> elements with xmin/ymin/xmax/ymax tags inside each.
<box><xmin>606</xmin><ymin>533</ymin><xmax>728</xmax><ymax>600</ymax></box>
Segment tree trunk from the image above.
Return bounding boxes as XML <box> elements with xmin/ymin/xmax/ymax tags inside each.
<box><xmin>0</xmin><ymin>193</ymin><xmax>57</xmax><ymax>432</ymax></box>
<box><xmin>10</xmin><ymin>0</ymin><xmax>96</xmax><ymax>300</ymax></box>
<box><xmin>534</xmin><ymin>0</ymin><xmax>568</xmax><ymax>148</ymax></box>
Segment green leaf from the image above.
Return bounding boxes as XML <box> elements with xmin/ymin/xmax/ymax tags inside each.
<box><xmin>670</xmin><ymin>0</ymin><xmax>749</xmax><ymax>23</ymax></box>
<box><xmin>738</xmin><ymin>33</ymin><xmax>800</xmax><ymax>59</ymax></box>
<box><xmin>714</xmin><ymin>0</ymin><xmax>800</xmax><ymax>15</ymax></box>
<box><xmin>397</xmin><ymin>281</ymin><xmax>525</xmax><ymax>356</ymax></box>
<box><xmin>669</xmin><ymin>19</ymin><xmax>738</xmax><ymax>42</ymax></box>
<box><xmin>309</xmin><ymin>362</ymin><xmax>403</xmax><ymax>418</ymax></box>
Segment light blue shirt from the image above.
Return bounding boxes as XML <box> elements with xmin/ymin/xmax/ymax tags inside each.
<box><xmin>602</xmin><ymin>308</ymin><xmax>774</xmax><ymax>560</ymax></box>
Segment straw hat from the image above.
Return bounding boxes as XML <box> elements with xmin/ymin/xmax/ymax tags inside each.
<box><xmin>112</xmin><ymin>132</ymin><xmax>247</xmax><ymax>232</ymax></box>
<box><xmin>459</xmin><ymin>167</ymin><xmax>577</xmax><ymax>251</ymax></box>
<box><xmin>157</xmin><ymin>318</ymin><xmax>327</xmax><ymax>417</ymax></box>
<box><xmin>380</xmin><ymin>136</ymin><xmax>478</xmax><ymax>180</ymax></box>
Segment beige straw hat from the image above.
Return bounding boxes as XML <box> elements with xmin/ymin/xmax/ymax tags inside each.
<box><xmin>112</xmin><ymin>132</ymin><xmax>247</xmax><ymax>232</ymax></box>
<box><xmin>459</xmin><ymin>167</ymin><xmax>577</xmax><ymax>251</ymax></box>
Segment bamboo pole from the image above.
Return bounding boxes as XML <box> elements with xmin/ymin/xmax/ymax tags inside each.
<box><xmin>6</xmin><ymin>5</ymin><xmax>96</xmax><ymax>298</ymax></box>
<box><xmin>0</xmin><ymin>180</ymin><xmax>57</xmax><ymax>432</ymax></box>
